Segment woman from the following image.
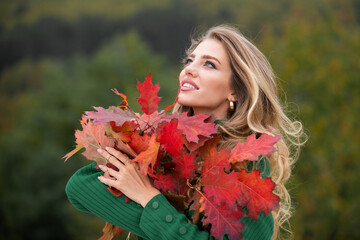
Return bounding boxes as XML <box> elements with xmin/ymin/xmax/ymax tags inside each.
<box><xmin>66</xmin><ymin>25</ymin><xmax>305</xmax><ymax>239</ymax></box>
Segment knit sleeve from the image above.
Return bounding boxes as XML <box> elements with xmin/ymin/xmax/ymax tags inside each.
<box><xmin>65</xmin><ymin>162</ymin><xmax>149</xmax><ymax>239</ymax></box>
<box><xmin>139</xmin><ymin>193</ymin><xmax>210</xmax><ymax>239</ymax></box>
<box><xmin>66</xmin><ymin>162</ymin><xmax>274</xmax><ymax>240</ymax></box>
<box><xmin>139</xmin><ymin>193</ymin><xmax>273</xmax><ymax>240</ymax></box>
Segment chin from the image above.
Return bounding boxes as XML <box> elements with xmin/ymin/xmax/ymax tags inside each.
<box><xmin>177</xmin><ymin>96</ymin><xmax>190</xmax><ymax>107</ymax></box>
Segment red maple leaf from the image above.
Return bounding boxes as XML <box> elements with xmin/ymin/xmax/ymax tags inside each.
<box><xmin>202</xmin><ymin>198</ymin><xmax>245</xmax><ymax>239</ymax></box>
<box><xmin>153</xmin><ymin>174</ymin><xmax>177</xmax><ymax>192</ymax></box>
<box><xmin>162</xmin><ymin>112</ymin><xmax>218</xmax><ymax>143</ymax></box>
<box><xmin>137</xmin><ymin>111</ymin><xmax>163</xmax><ymax>133</ymax></box>
<box><xmin>229</xmin><ymin>133</ymin><xmax>281</xmax><ymax>163</ymax></box>
<box><xmin>237</xmin><ymin>169</ymin><xmax>280</xmax><ymax>220</ymax></box>
<box><xmin>201</xmin><ymin>148</ymin><xmax>231</xmax><ymax>177</ymax></box>
<box><xmin>200</xmin><ymin>148</ymin><xmax>244</xmax><ymax>209</ymax></box>
<box><xmin>85</xmin><ymin>106</ymin><xmax>138</xmax><ymax>127</ymax></box>
<box><xmin>137</xmin><ymin>73</ymin><xmax>162</xmax><ymax>115</ymax></box>
<box><xmin>73</xmin><ymin>116</ymin><xmax>115</xmax><ymax>165</ymax></box>
<box><xmin>131</xmin><ymin>134</ymin><xmax>160</xmax><ymax>176</ymax></box>
<box><xmin>156</xmin><ymin>119</ymin><xmax>183</xmax><ymax>157</ymax></box>
<box><xmin>106</xmin><ymin>187</ymin><xmax>132</xmax><ymax>203</ymax></box>
<box><xmin>202</xmin><ymin>171</ymin><xmax>240</xmax><ymax>209</ymax></box>
<box><xmin>173</xmin><ymin>151</ymin><xmax>197</xmax><ymax>179</ymax></box>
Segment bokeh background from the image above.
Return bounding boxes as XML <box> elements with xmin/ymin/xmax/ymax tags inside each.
<box><xmin>0</xmin><ymin>0</ymin><xmax>359</xmax><ymax>239</ymax></box>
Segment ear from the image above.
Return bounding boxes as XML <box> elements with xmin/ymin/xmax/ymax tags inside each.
<box><xmin>228</xmin><ymin>92</ymin><xmax>237</xmax><ymax>102</ymax></box>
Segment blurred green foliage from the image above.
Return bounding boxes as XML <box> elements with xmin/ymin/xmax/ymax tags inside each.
<box><xmin>0</xmin><ymin>0</ymin><xmax>359</xmax><ymax>239</ymax></box>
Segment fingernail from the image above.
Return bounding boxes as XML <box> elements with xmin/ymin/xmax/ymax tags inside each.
<box><xmin>98</xmin><ymin>164</ymin><xmax>104</xmax><ymax>169</ymax></box>
<box><xmin>97</xmin><ymin>149</ymin><xmax>103</xmax><ymax>154</ymax></box>
<box><xmin>105</xmin><ymin>147</ymin><xmax>110</xmax><ymax>151</ymax></box>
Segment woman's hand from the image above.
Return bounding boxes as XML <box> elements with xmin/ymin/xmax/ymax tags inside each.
<box><xmin>96</xmin><ymin>147</ymin><xmax>160</xmax><ymax>207</ymax></box>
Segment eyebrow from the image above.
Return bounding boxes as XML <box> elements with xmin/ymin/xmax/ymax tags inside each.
<box><xmin>188</xmin><ymin>53</ymin><xmax>222</xmax><ymax>65</ymax></box>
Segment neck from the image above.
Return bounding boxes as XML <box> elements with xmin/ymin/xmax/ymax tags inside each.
<box><xmin>192</xmin><ymin>107</ymin><xmax>227</xmax><ymax>120</ymax></box>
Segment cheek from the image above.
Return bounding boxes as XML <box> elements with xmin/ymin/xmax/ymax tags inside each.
<box><xmin>178</xmin><ymin>70</ymin><xmax>185</xmax><ymax>84</ymax></box>
<box><xmin>207</xmin><ymin>77</ymin><xmax>231</xmax><ymax>93</ymax></box>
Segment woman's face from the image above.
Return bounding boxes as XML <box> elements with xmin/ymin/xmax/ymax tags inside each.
<box><xmin>178</xmin><ymin>38</ymin><xmax>235</xmax><ymax>119</ymax></box>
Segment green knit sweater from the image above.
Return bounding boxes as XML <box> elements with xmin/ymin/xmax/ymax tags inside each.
<box><xmin>66</xmin><ymin>161</ymin><xmax>274</xmax><ymax>240</ymax></box>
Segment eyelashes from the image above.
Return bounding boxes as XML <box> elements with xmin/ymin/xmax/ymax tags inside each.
<box><xmin>182</xmin><ymin>58</ymin><xmax>216</xmax><ymax>69</ymax></box>
<box><xmin>183</xmin><ymin>58</ymin><xmax>192</xmax><ymax>65</ymax></box>
<box><xmin>205</xmin><ymin>61</ymin><xmax>216</xmax><ymax>69</ymax></box>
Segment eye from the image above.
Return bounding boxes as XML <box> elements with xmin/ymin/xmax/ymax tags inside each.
<box><xmin>205</xmin><ymin>61</ymin><xmax>216</xmax><ymax>69</ymax></box>
<box><xmin>183</xmin><ymin>58</ymin><xmax>193</xmax><ymax>66</ymax></box>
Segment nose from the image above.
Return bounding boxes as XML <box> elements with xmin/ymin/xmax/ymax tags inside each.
<box><xmin>184</xmin><ymin>62</ymin><xmax>198</xmax><ymax>77</ymax></box>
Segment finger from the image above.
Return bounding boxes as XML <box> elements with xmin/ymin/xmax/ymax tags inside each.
<box><xmin>97</xmin><ymin>149</ymin><xmax>124</xmax><ymax>170</ymax></box>
<box><xmin>99</xmin><ymin>164</ymin><xmax>121</xmax><ymax>179</ymax></box>
<box><xmin>107</xmin><ymin>154</ymin><xmax>126</xmax><ymax>171</ymax></box>
<box><xmin>104</xmin><ymin>171</ymin><xmax>116</xmax><ymax>180</ymax></box>
<box><xmin>98</xmin><ymin>175</ymin><xmax>117</xmax><ymax>188</ymax></box>
<box><xmin>105</xmin><ymin>147</ymin><xmax>130</xmax><ymax>165</ymax></box>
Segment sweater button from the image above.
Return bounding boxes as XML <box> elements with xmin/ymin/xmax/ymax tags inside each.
<box><xmin>179</xmin><ymin>227</ymin><xmax>187</xmax><ymax>235</ymax></box>
<box><xmin>152</xmin><ymin>201</ymin><xmax>159</xmax><ymax>209</ymax></box>
<box><xmin>165</xmin><ymin>214</ymin><xmax>173</xmax><ymax>223</ymax></box>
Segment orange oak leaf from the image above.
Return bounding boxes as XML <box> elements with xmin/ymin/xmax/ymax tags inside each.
<box><xmin>62</xmin><ymin>144</ymin><xmax>83</xmax><ymax>161</ymax></box>
<box><xmin>229</xmin><ymin>133</ymin><xmax>281</xmax><ymax>163</ymax></box>
<box><xmin>137</xmin><ymin>73</ymin><xmax>162</xmax><ymax>115</ymax></box>
<box><xmin>104</xmin><ymin>121</ymin><xmax>134</xmax><ymax>143</ymax></box>
<box><xmin>112</xmin><ymin>225</ymin><xmax>124</xmax><ymax>238</ymax></box>
<box><xmin>156</xmin><ymin>119</ymin><xmax>183</xmax><ymax>157</ymax></box>
<box><xmin>99</xmin><ymin>222</ymin><xmax>124</xmax><ymax>240</ymax></box>
<box><xmin>85</xmin><ymin>106</ymin><xmax>138</xmax><ymax>127</ymax></box>
<box><xmin>164</xmin><ymin>96</ymin><xmax>178</xmax><ymax>111</ymax></box>
<box><xmin>116</xmin><ymin>140</ymin><xmax>137</xmax><ymax>159</ymax></box>
<box><xmin>183</xmin><ymin>135</ymin><xmax>214</xmax><ymax>153</ymax></box>
<box><xmin>99</xmin><ymin>222</ymin><xmax>114</xmax><ymax>240</ymax></box>
<box><xmin>110</xmin><ymin>121</ymin><xmax>134</xmax><ymax>133</ymax></box>
<box><xmin>74</xmin><ymin>116</ymin><xmax>115</xmax><ymax>165</ymax></box>
<box><xmin>237</xmin><ymin>169</ymin><xmax>280</xmax><ymax>220</ymax></box>
<box><xmin>111</xmin><ymin>88</ymin><xmax>129</xmax><ymax>110</ymax></box>
<box><xmin>189</xmin><ymin>190</ymin><xmax>204</xmax><ymax>224</ymax></box>
<box><xmin>196</xmin><ymin>135</ymin><xmax>220</xmax><ymax>160</ymax></box>
<box><xmin>131</xmin><ymin>134</ymin><xmax>160</xmax><ymax>176</ymax></box>
<box><xmin>128</xmin><ymin>132</ymin><xmax>151</xmax><ymax>155</ymax></box>
<box><xmin>202</xmin><ymin>197</ymin><xmax>245</xmax><ymax>239</ymax></box>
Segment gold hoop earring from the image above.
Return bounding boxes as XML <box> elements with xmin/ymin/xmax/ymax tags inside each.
<box><xmin>229</xmin><ymin>101</ymin><xmax>235</xmax><ymax>111</ymax></box>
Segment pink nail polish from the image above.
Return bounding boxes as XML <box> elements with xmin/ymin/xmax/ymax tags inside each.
<box><xmin>97</xmin><ymin>149</ymin><xmax>103</xmax><ymax>154</ymax></box>
<box><xmin>105</xmin><ymin>147</ymin><xmax>110</xmax><ymax>151</ymax></box>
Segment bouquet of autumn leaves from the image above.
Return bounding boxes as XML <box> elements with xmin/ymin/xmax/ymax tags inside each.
<box><xmin>64</xmin><ymin>73</ymin><xmax>281</xmax><ymax>240</ymax></box>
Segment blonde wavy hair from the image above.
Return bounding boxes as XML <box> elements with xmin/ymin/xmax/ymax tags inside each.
<box><xmin>173</xmin><ymin>25</ymin><xmax>306</xmax><ymax>239</ymax></box>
